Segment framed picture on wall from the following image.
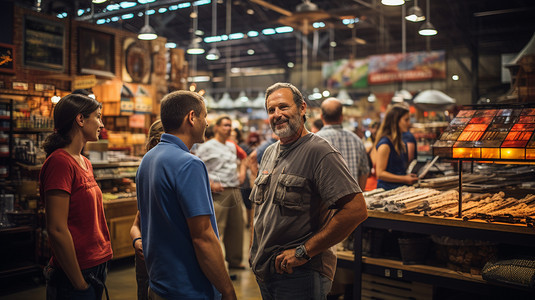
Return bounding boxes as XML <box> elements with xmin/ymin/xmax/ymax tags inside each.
<box><xmin>23</xmin><ymin>15</ymin><xmax>65</xmax><ymax>71</ymax></box>
<box><xmin>0</xmin><ymin>43</ymin><xmax>15</xmax><ymax>74</ymax></box>
<box><xmin>122</xmin><ymin>38</ymin><xmax>151</xmax><ymax>84</ymax></box>
<box><xmin>78</xmin><ymin>27</ymin><xmax>115</xmax><ymax>78</ymax></box>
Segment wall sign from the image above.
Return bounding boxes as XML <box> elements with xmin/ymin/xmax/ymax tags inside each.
<box><xmin>0</xmin><ymin>43</ymin><xmax>15</xmax><ymax>74</ymax></box>
<box><xmin>23</xmin><ymin>15</ymin><xmax>65</xmax><ymax>71</ymax></box>
<box><xmin>78</xmin><ymin>27</ymin><xmax>115</xmax><ymax>78</ymax></box>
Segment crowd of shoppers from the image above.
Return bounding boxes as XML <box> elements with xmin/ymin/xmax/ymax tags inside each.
<box><xmin>40</xmin><ymin>84</ymin><xmax>421</xmax><ymax>299</ymax></box>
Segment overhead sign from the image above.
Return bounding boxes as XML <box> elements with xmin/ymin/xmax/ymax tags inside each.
<box><xmin>368</xmin><ymin>50</ymin><xmax>446</xmax><ymax>84</ymax></box>
<box><xmin>72</xmin><ymin>75</ymin><xmax>97</xmax><ymax>90</ymax></box>
<box><xmin>322</xmin><ymin>58</ymin><xmax>369</xmax><ymax>89</ymax></box>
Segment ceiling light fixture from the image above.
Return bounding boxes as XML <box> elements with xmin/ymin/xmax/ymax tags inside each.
<box><xmin>419</xmin><ymin>0</ymin><xmax>437</xmax><ymax>36</ymax></box>
<box><xmin>206</xmin><ymin>47</ymin><xmax>220</xmax><ymax>60</ymax></box>
<box><xmin>206</xmin><ymin>0</ymin><xmax>220</xmax><ymax>60</ymax></box>
<box><xmin>188</xmin><ymin>6</ymin><xmax>204</xmax><ymax>55</ymax></box>
<box><xmin>92</xmin><ymin>0</ymin><xmax>108</xmax><ymax>3</ymax></box>
<box><xmin>138</xmin><ymin>4</ymin><xmax>157</xmax><ymax>40</ymax></box>
<box><xmin>381</xmin><ymin>0</ymin><xmax>404</xmax><ymax>6</ymax></box>
<box><xmin>406</xmin><ymin>0</ymin><xmax>425</xmax><ymax>22</ymax></box>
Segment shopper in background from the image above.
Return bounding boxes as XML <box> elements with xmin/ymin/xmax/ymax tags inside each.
<box><xmin>40</xmin><ymin>93</ymin><xmax>112</xmax><ymax>299</ymax></box>
<box><xmin>250</xmin><ymin>82</ymin><xmax>368</xmax><ymax>299</ymax></box>
<box><xmin>238</xmin><ymin>131</ymin><xmax>261</xmax><ymax>229</ymax></box>
<box><xmin>403</xmin><ymin>130</ymin><xmax>418</xmax><ymax>163</ymax></box>
<box><xmin>317</xmin><ymin>97</ymin><xmax>370</xmax><ymax>189</ymax></box>
<box><xmin>310</xmin><ymin>118</ymin><xmax>324</xmax><ymax>133</ymax></box>
<box><xmin>364</xmin><ymin>120</ymin><xmax>380</xmax><ymax>191</ymax></box>
<box><xmin>195</xmin><ymin>115</ymin><xmax>246</xmax><ymax>270</ymax></box>
<box><xmin>136</xmin><ymin>91</ymin><xmax>236</xmax><ymax>299</ymax></box>
<box><xmin>130</xmin><ymin>119</ymin><xmax>163</xmax><ymax>300</ymax></box>
<box><xmin>374</xmin><ymin>104</ymin><xmax>418</xmax><ymax>190</ymax></box>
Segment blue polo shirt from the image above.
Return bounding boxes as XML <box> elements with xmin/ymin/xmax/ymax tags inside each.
<box><xmin>136</xmin><ymin>133</ymin><xmax>220</xmax><ymax>299</ymax></box>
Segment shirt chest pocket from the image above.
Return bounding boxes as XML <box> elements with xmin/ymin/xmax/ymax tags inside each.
<box><xmin>274</xmin><ymin>174</ymin><xmax>309</xmax><ymax>211</ymax></box>
<box><xmin>251</xmin><ymin>174</ymin><xmax>270</xmax><ymax>205</ymax></box>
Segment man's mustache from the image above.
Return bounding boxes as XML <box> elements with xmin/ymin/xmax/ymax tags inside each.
<box><xmin>272</xmin><ymin>117</ymin><xmax>289</xmax><ymax>125</ymax></box>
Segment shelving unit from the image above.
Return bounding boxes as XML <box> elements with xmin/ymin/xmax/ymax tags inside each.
<box><xmin>340</xmin><ymin>105</ymin><xmax>535</xmax><ymax>299</ymax></box>
<box><xmin>339</xmin><ymin>211</ymin><xmax>535</xmax><ymax>299</ymax></box>
<box><xmin>93</xmin><ymin>161</ymin><xmax>140</xmax><ymax>259</ymax></box>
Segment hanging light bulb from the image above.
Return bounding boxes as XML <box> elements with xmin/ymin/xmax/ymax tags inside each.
<box><xmin>233</xmin><ymin>91</ymin><xmax>250</xmax><ymax>108</ymax></box>
<box><xmin>51</xmin><ymin>92</ymin><xmax>61</xmax><ymax>104</ymax></box>
<box><xmin>406</xmin><ymin>0</ymin><xmax>425</xmax><ymax>22</ymax></box>
<box><xmin>419</xmin><ymin>21</ymin><xmax>437</xmax><ymax>36</ymax></box>
<box><xmin>206</xmin><ymin>0</ymin><xmax>220</xmax><ymax>60</ymax></box>
<box><xmin>217</xmin><ymin>92</ymin><xmax>234</xmax><ymax>109</ymax></box>
<box><xmin>368</xmin><ymin>93</ymin><xmax>376</xmax><ymax>103</ymax></box>
<box><xmin>187</xmin><ymin>43</ymin><xmax>205</xmax><ymax>55</ymax></box>
<box><xmin>252</xmin><ymin>92</ymin><xmax>265</xmax><ymax>109</ymax></box>
<box><xmin>381</xmin><ymin>0</ymin><xmax>404</xmax><ymax>6</ymax></box>
<box><xmin>206</xmin><ymin>47</ymin><xmax>221</xmax><ymax>60</ymax></box>
<box><xmin>419</xmin><ymin>0</ymin><xmax>437</xmax><ymax>36</ymax></box>
<box><xmin>337</xmin><ymin>89</ymin><xmax>354</xmax><ymax>106</ymax></box>
<box><xmin>138</xmin><ymin>5</ymin><xmax>157</xmax><ymax>40</ymax></box>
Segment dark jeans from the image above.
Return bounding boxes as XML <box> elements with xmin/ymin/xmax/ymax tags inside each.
<box><xmin>135</xmin><ymin>254</ymin><xmax>149</xmax><ymax>300</ymax></box>
<box><xmin>257</xmin><ymin>268</ymin><xmax>332</xmax><ymax>300</ymax></box>
<box><xmin>44</xmin><ymin>261</ymin><xmax>109</xmax><ymax>300</ymax></box>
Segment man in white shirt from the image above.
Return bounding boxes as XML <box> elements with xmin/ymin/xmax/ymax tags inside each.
<box><xmin>196</xmin><ymin>115</ymin><xmax>245</xmax><ymax>270</ymax></box>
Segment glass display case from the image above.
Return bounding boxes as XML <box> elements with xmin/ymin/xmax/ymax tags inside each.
<box><xmin>433</xmin><ymin>105</ymin><xmax>535</xmax><ymax>161</ymax></box>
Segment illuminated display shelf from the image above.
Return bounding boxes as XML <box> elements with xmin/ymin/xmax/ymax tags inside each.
<box><xmin>433</xmin><ymin>105</ymin><xmax>535</xmax><ymax>162</ymax></box>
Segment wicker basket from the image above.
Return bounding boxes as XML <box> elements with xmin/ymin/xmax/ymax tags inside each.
<box><xmin>482</xmin><ymin>258</ymin><xmax>535</xmax><ymax>288</ymax></box>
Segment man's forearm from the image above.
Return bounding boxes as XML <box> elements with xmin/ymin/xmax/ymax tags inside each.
<box><xmin>192</xmin><ymin>231</ymin><xmax>236</xmax><ymax>299</ymax></box>
<box><xmin>304</xmin><ymin>193</ymin><xmax>368</xmax><ymax>258</ymax></box>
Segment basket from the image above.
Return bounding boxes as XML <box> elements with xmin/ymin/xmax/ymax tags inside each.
<box><xmin>398</xmin><ymin>237</ymin><xmax>430</xmax><ymax>265</ymax></box>
<box><xmin>482</xmin><ymin>258</ymin><xmax>535</xmax><ymax>288</ymax></box>
<box><xmin>432</xmin><ymin>235</ymin><xmax>497</xmax><ymax>274</ymax></box>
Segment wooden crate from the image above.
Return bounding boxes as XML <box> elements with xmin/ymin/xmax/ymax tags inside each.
<box><xmin>362</xmin><ymin>273</ymin><xmax>433</xmax><ymax>300</ymax></box>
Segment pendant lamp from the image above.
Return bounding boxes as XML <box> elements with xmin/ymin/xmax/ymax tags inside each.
<box><xmin>419</xmin><ymin>0</ymin><xmax>437</xmax><ymax>36</ymax></box>
<box><xmin>138</xmin><ymin>5</ymin><xmax>157</xmax><ymax>40</ymax></box>
<box><xmin>206</xmin><ymin>0</ymin><xmax>220</xmax><ymax>60</ymax></box>
<box><xmin>406</xmin><ymin>0</ymin><xmax>425</xmax><ymax>22</ymax></box>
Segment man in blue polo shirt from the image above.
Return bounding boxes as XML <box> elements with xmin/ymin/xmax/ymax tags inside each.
<box><xmin>136</xmin><ymin>90</ymin><xmax>236</xmax><ymax>299</ymax></box>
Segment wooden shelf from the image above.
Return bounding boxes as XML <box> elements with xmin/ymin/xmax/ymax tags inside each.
<box><xmin>0</xmin><ymin>225</ymin><xmax>33</xmax><ymax>234</ymax></box>
<box><xmin>92</xmin><ymin>161</ymin><xmax>140</xmax><ymax>168</ymax></box>
<box><xmin>13</xmin><ymin>128</ymin><xmax>53</xmax><ymax>133</ymax></box>
<box><xmin>96</xmin><ymin>173</ymin><xmax>136</xmax><ymax>180</ymax></box>
<box><xmin>15</xmin><ymin>162</ymin><xmax>42</xmax><ymax>171</ymax></box>
<box><xmin>367</xmin><ymin>211</ymin><xmax>535</xmax><ymax>236</ymax></box>
<box><xmin>363</xmin><ymin>257</ymin><xmax>485</xmax><ymax>284</ymax></box>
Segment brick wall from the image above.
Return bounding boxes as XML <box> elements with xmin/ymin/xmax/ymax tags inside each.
<box><xmin>0</xmin><ymin>4</ymin><xmax>175</xmax><ymax>118</ymax></box>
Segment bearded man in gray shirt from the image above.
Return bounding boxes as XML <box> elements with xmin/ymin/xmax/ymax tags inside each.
<box><xmin>249</xmin><ymin>82</ymin><xmax>368</xmax><ymax>299</ymax></box>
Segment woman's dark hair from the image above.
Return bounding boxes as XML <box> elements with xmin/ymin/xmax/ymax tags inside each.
<box><xmin>43</xmin><ymin>93</ymin><xmax>102</xmax><ymax>157</ymax></box>
<box><xmin>374</xmin><ymin>105</ymin><xmax>409</xmax><ymax>155</ymax></box>
<box><xmin>146</xmin><ymin>119</ymin><xmax>164</xmax><ymax>151</ymax></box>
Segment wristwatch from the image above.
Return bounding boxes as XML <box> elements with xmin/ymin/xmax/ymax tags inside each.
<box><xmin>295</xmin><ymin>244</ymin><xmax>311</xmax><ymax>261</ymax></box>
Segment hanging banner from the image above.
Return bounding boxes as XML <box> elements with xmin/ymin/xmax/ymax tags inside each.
<box><xmin>368</xmin><ymin>50</ymin><xmax>446</xmax><ymax>84</ymax></box>
<box><xmin>322</xmin><ymin>58</ymin><xmax>368</xmax><ymax>89</ymax></box>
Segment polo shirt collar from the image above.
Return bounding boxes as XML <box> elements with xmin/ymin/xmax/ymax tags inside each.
<box><xmin>160</xmin><ymin>133</ymin><xmax>189</xmax><ymax>152</ymax></box>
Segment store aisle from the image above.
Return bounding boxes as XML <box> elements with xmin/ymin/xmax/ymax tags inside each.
<box><xmin>0</xmin><ymin>227</ymin><xmax>261</xmax><ymax>300</ymax></box>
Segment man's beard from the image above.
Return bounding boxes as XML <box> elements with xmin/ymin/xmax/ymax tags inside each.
<box><xmin>271</xmin><ymin>114</ymin><xmax>302</xmax><ymax>139</ymax></box>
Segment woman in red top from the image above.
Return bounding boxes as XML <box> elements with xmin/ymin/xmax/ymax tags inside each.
<box><xmin>40</xmin><ymin>93</ymin><xmax>112</xmax><ymax>299</ymax></box>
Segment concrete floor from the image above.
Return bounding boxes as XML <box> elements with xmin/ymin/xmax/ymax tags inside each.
<box><xmin>0</xmin><ymin>227</ymin><xmax>262</xmax><ymax>300</ymax></box>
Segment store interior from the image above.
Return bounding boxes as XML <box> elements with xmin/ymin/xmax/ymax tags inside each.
<box><xmin>0</xmin><ymin>0</ymin><xmax>535</xmax><ymax>299</ymax></box>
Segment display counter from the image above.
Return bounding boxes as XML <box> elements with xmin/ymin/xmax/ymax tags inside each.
<box><xmin>338</xmin><ymin>211</ymin><xmax>535</xmax><ymax>299</ymax></box>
